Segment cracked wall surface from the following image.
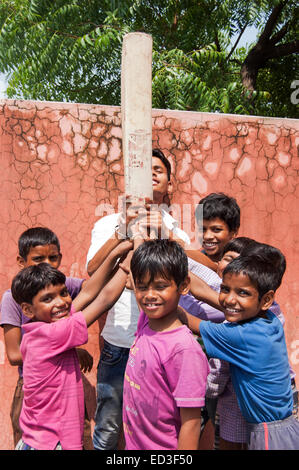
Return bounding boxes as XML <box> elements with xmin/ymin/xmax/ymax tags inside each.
<box><xmin>0</xmin><ymin>99</ymin><xmax>298</xmax><ymax>449</ymax></box>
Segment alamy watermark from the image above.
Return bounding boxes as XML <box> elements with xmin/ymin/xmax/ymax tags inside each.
<box><xmin>290</xmin><ymin>80</ymin><xmax>299</xmax><ymax>105</ymax></box>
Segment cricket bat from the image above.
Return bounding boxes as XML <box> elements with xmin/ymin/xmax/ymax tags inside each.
<box><xmin>121</xmin><ymin>32</ymin><xmax>153</xmax><ymax>201</ymax></box>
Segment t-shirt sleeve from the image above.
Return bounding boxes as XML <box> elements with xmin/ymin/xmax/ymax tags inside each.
<box><xmin>163</xmin><ymin>340</ymin><xmax>209</xmax><ymax>408</ymax></box>
<box><xmin>0</xmin><ymin>290</ymin><xmax>22</xmax><ymax>327</ymax></box>
<box><xmin>48</xmin><ymin>311</ymin><xmax>88</xmax><ymax>353</ymax></box>
<box><xmin>65</xmin><ymin>277</ymin><xmax>84</xmax><ymax>300</ymax></box>
<box><xmin>179</xmin><ymin>293</ymin><xmax>225</xmax><ymax>323</ymax></box>
<box><xmin>86</xmin><ymin>214</ymin><xmax>119</xmax><ymax>266</ymax></box>
<box><xmin>200</xmin><ymin>321</ymin><xmax>247</xmax><ymax>368</ymax></box>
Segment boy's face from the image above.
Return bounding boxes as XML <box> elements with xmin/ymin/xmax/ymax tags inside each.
<box><xmin>152</xmin><ymin>157</ymin><xmax>172</xmax><ymax>204</ymax></box>
<box><xmin>200</xmin><ymin>217</ymin><xmax>237</xmax><ymax>262</ymax></box>
<box><xmin>219</xmin><ymin>272</ymin><xmax>273</xmax><ymax>323</ymax></box>
<box><xmin>18</xmin><ymin>244</ymin><xmax>62</xmax><ymax>269</ymax></box>
<box><xmin>22</xmin><ymin>283</ymin><xmax>72</xmax><ymax>323</ymax></box>
<box><xmin>217</xmin><ymin>250</ymin><xmax>240</xmax><ymax>278</ymax></box>
<box><xmin>134</xmin><ymin>272</ymin><xmax>189</xmax><ymax>325</ymax></box>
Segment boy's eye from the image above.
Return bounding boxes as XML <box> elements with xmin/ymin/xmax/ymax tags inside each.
<box><xmin>49</xmin><ymin>256</ymin><xmax>60</xmax><ymax>262</ymax></box>
<box><xmin>220</xmin><ymin>285</ymin><xmax>229</xmax><ymax>293</ymax></box>
<box><xmin>60</xmin><ymin>288</ymin><xmax>69</xmax><ymax>297</ymax></box>
<box><xmin>40</xmin><ymin>295</ymin><xmax>53</xmax><ymax>303</ymax></box>
<box><xmin>238</xmin><ymin>289</ymin><xmax>251</xmax><ymax>296</ymax></box>
<box><xmin>136</xmin><ymin>285</ymin><xmax>147</xmax><ymax>291</ymax></box>
<box><xmin>155</xmin><ymin>284</ymin><xmax>168</xmax><ymax>290</ymax></box>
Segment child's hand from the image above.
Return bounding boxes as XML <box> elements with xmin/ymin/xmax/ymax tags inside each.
<box><xmin>76</xmin><ymin>348</ymin><xmax>93</xmax><ymax>373</ymax></box>
<box><xmin>110</xmin><ymin>239</ymin><xmax>133</xmax><ymax>259</ymax></box>
<box><xmin>118</xmin><ymin>195</ymin><xmax>149</xmax><ymax>238</ymax></box>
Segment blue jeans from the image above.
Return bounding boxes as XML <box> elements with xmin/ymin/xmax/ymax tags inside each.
<box><xmin>93</xmin><ymin>340</ymin><xmax>130</xmax><ymax>450</ymax></box>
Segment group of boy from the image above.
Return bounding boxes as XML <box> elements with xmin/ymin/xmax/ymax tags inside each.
<box><xmin>0</xmin><ymin>149</ymin><xmax>298</xmax><ymax>451</ymax></box>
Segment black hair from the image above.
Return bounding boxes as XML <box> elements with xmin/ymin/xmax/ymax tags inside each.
<box><xmin>222</xmin><ymin>237</ymin><xmax>258</xmax><ymax>256</ymax></box>
<box><xmin>152</xmin><ymin>148</ymin><xmax>171</xmax><ymax>181</ymax></box>
<box><xmin>223</xmin><ymin>254</ymin><xmax>279</xmax><ymax>300</ymax></box>
<box><xmin>244</xmin><ymin>243</ymin><xmax>286</xmax><ymax>291</ymax></box>
<box><xmin>11</xmin><ymin>263</ymin><xmax>66</xmax><ymax>305</ymax></box>
<box><xmin>18</xmin><ymin>227</ymin><xmax>61</xmax><ymax>260</ymax></box>
<box><xmin>130</xmin><ymin>239</ymin><xmax>188</xmax><ymax>287</ymax></box>
<box><xmin>196</xmin><ymin>192</ymin><xmax>240</xmax><ymax>232</ymax></box>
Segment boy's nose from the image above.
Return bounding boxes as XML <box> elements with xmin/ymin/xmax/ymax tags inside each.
<box><xmin>203</xmin><ymin>229</ymin><xmax>214</xmax><ymax>239</ymax></box>
<box><xmin>55</xmin><ymin>296</ymin><xmax>67</xmax><ymax>306</ymax></box>
<box><xmin>225</xmin><ymin>292</ymin><xmax>237</xmax><ymax>305</ymax></box>
<box><xmin>145</xmin><ymin>288</ymin><xmax>157</xmax><ymax>300</ymax></box>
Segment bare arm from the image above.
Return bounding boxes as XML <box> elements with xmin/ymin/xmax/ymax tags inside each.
<box><xmin>81</xmin><ymin>251</ymin><xmax>133</xmax><ymax>327</ymax></box>
<box><xmin>87</xmin><ymin>235</ymin><xmax>122</xmax><ymax>276</ymax></box>
<box><xmin>189</xmin><ymin>272</ymin><xmax>224</xmax><ymax>311</ymax></box>
<box><xmin>74</xmin><ymin>240</ymin><xmax>132</xmax><ymax>313</ymax></box>
<box><xmin>186</xmin><ymin>250</ymin><xmax>218</xmax><ymax>272</ymax></box>
<box><xmin>178</xmin><ymin>407</ymin><xmax>202</xmax><ymax>450</ymax></box>
<box><xmin>177</xmin><ymin>306</ymin><xmax>202</xmax><ymax>336</ymax></box>
<box><xmin>87</xmin><ymin>196</ymin><xmax>145</xmax><ymax>276</ymax></box>
<box><xmin>2</xmin><ymin>325</ymin><xmax>23</xmax><ymax>366</ymax></box>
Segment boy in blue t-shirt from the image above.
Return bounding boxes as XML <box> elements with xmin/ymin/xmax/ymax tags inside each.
<box><xmin>184</xmin><ymin>254</ymin><xmax>299</xmax><ymax>450</ymax></box>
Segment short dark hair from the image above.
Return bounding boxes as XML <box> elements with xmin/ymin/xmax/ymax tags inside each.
<box><xmin>130</xmin><ymin>239</ymin><xmax>188</xmax><ymax>287</ymax></box>
<box><xmin>222</xmin><ymin>237</ymin><xmax>258</xmax><ymax>256</ymax></box>
<box><xmin>244</xmin><ymin>243</ymin><xmax>286</xmax><ymax>291</ymax></box>
<box><xmin>152</xmin><ymin>148</ymin><xmax>171</xmax><ymax>181</ymax></box>
<box><xmin>196</xmin><ymin>193</ymin><xmax>240</xmax><ymax>232</ymax></box>
<box><xmin>223</xmin><ymin>254</ymin><xmax>279</xmax><ymax>300</ymax></box>
<box><xmin>11</xmin><ymin>263</ymin><xmax>66</xmax><ymax>305</ymax></box>
<box><xmin>18</xmin><ymin>227</ymin><xmax>61</xmax><ymax>260</ymax></box>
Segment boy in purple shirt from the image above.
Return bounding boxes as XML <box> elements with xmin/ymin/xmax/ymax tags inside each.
<box><xmin>1</xmin><ymin>227</ymin><xmax>92</xmax><ymax>448</ymax></box>
<box><xmin>123</xmin><ymin>239</ymin><xmax>209</xmax><ymax>450</ymax></box>
<box><xmin>10</xmin><ymin>239</ymin><xmax>132</xmax><ymax>450</ymax></box>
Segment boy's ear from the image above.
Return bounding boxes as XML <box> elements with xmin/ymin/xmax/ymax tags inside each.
<box><xmin>17</xmin><ymin>255</ymin><xmax>26</xmax><ymax>269</ymax></box>
<box><xmin>167</xmin><ymin>179</ymin><xmax>173</xmax><ymax>196</ymax></box>
<box><xmin>260</xmin><ymin>290</ymin><xmax>275</xmax><ymax>311</ymax></box>
<box><xmin>21</xmin><ymin>302</ymin><xmax>35</xmax><ymax>319</ymax></box>
<box><xmin>229</xmin><ymin>229</ymin><xmax>239</xmax><ymax>240</ymax></box>
<box><xmin>179</xmin><ymin>276</ymin><xmax>190</xmax><ymax>296</ymax></box>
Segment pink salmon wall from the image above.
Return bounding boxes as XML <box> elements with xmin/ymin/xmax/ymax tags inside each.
<box><xmin>0</xmin><ymin>99</ymin><xmax>298</xmax><ymax>449</ymax></box>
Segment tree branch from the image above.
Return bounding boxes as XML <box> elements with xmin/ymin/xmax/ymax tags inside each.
<box><xmin>265</xmin><ymin>40</ymin><xmax>299</xmax><ymax>60</ymax></box>
<box><xmin>269</xmin><ymin>22</ymin><xmax>288</xmax><ymax>46</ymax></box>
<box><xmin>227</xmin><ymin>22</ymin><xmax>249</xmax><ymax>61</ymax></box>
<box><xmin>240</xmin><ymin>0</ymin><xmax>296</xmax><ymax>93</ymax></box>
<box><xmin>259</xmin><ymin>0</ymin><xmax>287</xmax><ymax>44</ymax></box>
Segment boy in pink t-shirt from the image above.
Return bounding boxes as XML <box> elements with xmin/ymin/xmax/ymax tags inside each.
<box><xmin>123</xmin><ymin>239</ymin><xmax>209</xmax><ymax>450</ymax></box>
<box><xmin>11</xmin><ymin>241</ymin><xmax>132</xmax><ymax>450</ymax></box>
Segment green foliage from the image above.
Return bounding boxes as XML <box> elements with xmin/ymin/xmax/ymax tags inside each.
<box><xmin>0</xmin><ymin>0</ymin><xmax>297</xmax><ymax>117</ymax></box>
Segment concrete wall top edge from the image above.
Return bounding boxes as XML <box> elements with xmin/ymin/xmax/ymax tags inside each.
<box><xmin>0</xmin><ymin>98</ymin><xmax>298</xmax><ymax>127</ymax></box>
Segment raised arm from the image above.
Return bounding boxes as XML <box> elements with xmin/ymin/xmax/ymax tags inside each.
<box><xmin>87</xmin><ymin>196</ymin><xmax>146</xmax><ymax>276</ymax></box>
<box><xmin>87</xmin><ymin>232</ymin><xmax>123</xmax><ymax>276</ymax></box>
<box><xmin>73</xmin><ymin>240</ymin><xmax>132</xmax><ymax>313</ymax></box>
<box><xmin>185</xmin><ymin>250</ymin><xmax>218</xmax><ymax>272</ymax></box>
<box><xmin>189</xmin><ymin>272</ymin><xmax>224</xmax><ymax>312</ymax></box>
<box><xmin>81</xmin><ymin>251</ymin><xmax>133</xmax><ymax>327</ymax></box>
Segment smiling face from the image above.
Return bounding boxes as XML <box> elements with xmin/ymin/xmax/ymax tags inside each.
<box><xmin>219</xmin><ymin>272</ymin><xmax>273</xmax><ymax>323</ymax></box>
<box><xmin>200</xmin><ymin>218</ymin><xmax>237</xmax><ymax>262</ymax></box>
<box><xmin>134</xmin><ymin>272</ymin><xmax>189</xmax><ymax>330</ymax></box>
<box><xmin>22</xmin><ymin>283</ymin><xmax>72</xmax><ymax>323</ymax></box>
<box><xmin>18</xmin><ymin>244</ymin><xmax>62</xmax><ymax>269</ymax></box>
<box><xmin>151</xmin><ymin>156</ymin><xmax>172</xmax><ymax>204</ymax></box>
